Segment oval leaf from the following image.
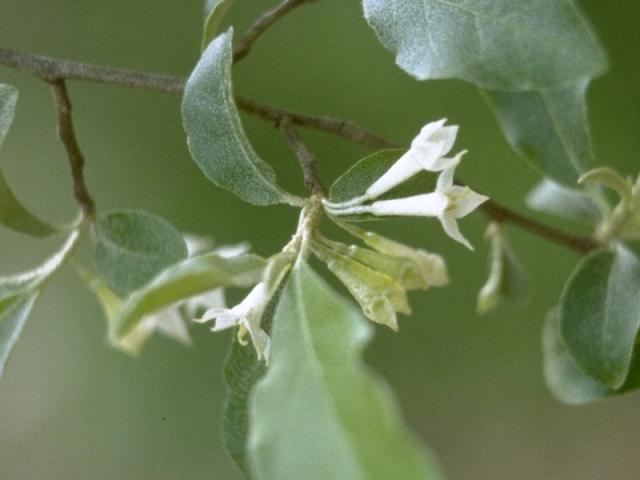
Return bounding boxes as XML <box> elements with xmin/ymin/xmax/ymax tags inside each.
<box><xmin>112</xmin><ymin>252</ymin><xmax>266</xmax><ymax>339</ymax></box>
<box><xmin>526</xmin><ymin>177</ymin><xmax>601</xmax><ymax>224</ymax></box>
<box><xmin>560</xmin><ymin>245</ymin><xmax>640</xmax><ymax>388</ymax></box>
<box><xmin>362</xmin><ymin>0</ymin><xmax>607</xmax><ymax>90</ymax></box>
<box><xmin>249</xmin><ymin>261</ymin><xmax>442</xmax><ymax>479</ymax></box>
<box><xmin>331</xmin><ymin>149</ymin><xmax>404</xmax><ymax>203</ymax></box>
<box><xmin>543</xmin><ymin>307</ymin><xmax>610</xmax><ymax>405</ymax></box>
<box><xmin>183</xmin><ymin>29</ymin><xmax>294</xmax><ymax>206</ymax></box>
<box><xmin>93</xmin><ymin>210</ymin><xmax>188</xmax><ymax>296</ymax></box>
<box><xmin>543</xmin><ymin>307</ymin><xmax>640</xmax><ymax>405</ymax></box>
<box><xmin>483</xmin><ymin>80</ymin><xmax>594</xmax><ymax>184</ymax></box>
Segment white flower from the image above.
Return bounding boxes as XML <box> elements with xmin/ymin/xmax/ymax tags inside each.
<box><xmin>196</xmin><ymin>282</ymin><xmax>271</xmax><ymax>363</ymax></box>
<box><xmin>364</xmin><ymin>119</ymin><xmax>459</xmax><ymax>200</ymax></box>
<box><xmin>135</xmin><ymin>237</ymin><xmax>249</xmax><ymax>346</ymax></box>
<box><xmin>135</xmin><ymin>289</ymin><xmax>226</xmax><ymax>346</ymax></box>
<box><xmin>333</xmin><ymin>153</ymin><xmax>488</xmax><ymax>249</ymax></box>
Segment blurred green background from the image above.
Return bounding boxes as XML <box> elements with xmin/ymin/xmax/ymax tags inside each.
<box><xmin>1</xmin><ymin>1</ymin><xmax>639</xmax><ymax>478</ymax></box>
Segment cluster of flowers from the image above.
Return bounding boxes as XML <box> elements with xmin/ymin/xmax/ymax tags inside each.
<box><xmin>324</xmin><ymin>119</ymin><xmax>488</xmax><ymax>250</ymax></box>
<box><xmin>142</xmin><ymin>121</ymin><xmax>488</xmax><ymax>365</ymax></box>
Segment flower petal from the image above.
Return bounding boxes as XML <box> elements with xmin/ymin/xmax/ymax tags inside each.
<box><xmin>364</xmin><ymin>152</ymin><xmax>423</xmax><ymax>199</ymax></box>
<box><xmin>370</xmin><ymin>193</ymin><xmax>448</xmax><ymax>217</ymax></box>
<box><xmin>211</xmin><ymin>312</ymin><xmax>240</xmax><ymax>331</ymax></box>
<box><xmin>436</xmin><ymin>152</ymin><xmax>464</xmax><ymax>192</ymax></box>
<box><xmin>440</xmin><ymin>214</ymin><xmax>474</xmax><ymax>250</ymax></box>
<box><xmin>155</xmin><ymin>309</ymin><xmax>192</xmax><ymax>345</ymax></box>
<box><xmin>183</xmin><ymin>288</ymin><xmax>226</xmax><ymax>318</ymax></box>
<box><xmin>197</xmin><ymin>306</ymin><xmax>230</xmax><ymax>323</ymax></box>
<box><xmin>450</xmin><ymin>189</ymin><xmax>490</xmax><ymax>218</ymax></box>
<box><xmin>411</xmin><ymin>119</ymin><xmax>447</xmax><ymax>146</ymax></box>
<box><xmin>184</xmin><ymin>233</ymin><xmax>215</xmax><ymax>256</ymax></box>
<box><xmin>215</xmin><ymin>242</ymin><xmax>251</xmax><ymax>258</ymax></box>
<box><xmin>411</xmin><ymin>119</ymin><xmax>458</xmax><ymax>162</ymax></box>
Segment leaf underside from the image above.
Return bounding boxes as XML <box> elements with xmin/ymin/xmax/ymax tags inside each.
<box><xmin>248</xmin><ymin>261</ymin><xmax>441</xmax><ymax>479</ymax></box>
<box><xmin>362</xmin><ymin>0</ymin><xmax>606</xmax><ymax>90</ymax></box>
<box><xmin>182</xmin><ymin>28</ymin><xmax>292</xmax><ymax>206</ymax></box>
<box><xmin>483</xmin><ymin>81</ymin><xmax>594</xmax><ymax>185</ymax></box>
<box><xmin>560</xmin><ymin>246</ymin><xmax>640</xmax><ymax>389</ymax></box>
<box><xmin>93</xmin><ymin>210</ymin><xmax>188</xmax><ymax>297</ymax></box>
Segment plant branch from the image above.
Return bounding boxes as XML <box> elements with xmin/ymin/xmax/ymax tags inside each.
<box><xmin>0</xmin><ymin>47</ymin><xmax>185</xmax><ymax>93</ymax></box>
<box><xmin>0</xmin><ymin>48</ymin><xmax>390</xmax><ymax>149</ymax></box>
<box><xmin>280</xmin><ymin>117</ymin><xmax>325</xmax><ymax>195</ymax></box>
<box><xmin>480</xmin><ymin>201</ymin><xmax>597</xmax><ymax>254</ymax></box>
<box><xmin>233</xmin><ymin>0</ymin><xmax>319</xmax><ymax>64</ymax></box>
<box><xmin>49</xmin><ymin>79</ymin><xmax>95</xmax><ymax>216</ymax></box>
<box><xmin>0</xmin><ymin>47</ymin><xmax>596</xmax><ymax>253</ymax></box>
<box><xmin>235</xmin><ymin>97</ymin><xmax>394</xmax><ymax>150</ymax></box>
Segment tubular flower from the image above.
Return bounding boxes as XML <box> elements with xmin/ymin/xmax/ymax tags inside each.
<box><xmin>134</xmin><ymin>238</ymin><xmax>249</xmax><ymax>347</ymax></box>
<box><xmin>365</xmin><ymin>119</ymin><xmax>459</xmax><ymax>200</ymax></box>
<box><xmin>330</xmin><ymin>153</ymin><xmax>488</xmax><ymax>249</ymax></box>
<box><xmin>197</xmin><ymin>281</ymin><xmax>271</xmax><ymax>363</ymax></box>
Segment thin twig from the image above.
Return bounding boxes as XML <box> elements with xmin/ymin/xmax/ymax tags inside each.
<box><xmin>280</xmin><ymin>117</ymin><xmax>325</xmax><ymax>195</ymax></box>
<box><xmin>0</xmin><ymin>47</ymin><xmax>185</xmax><ymax>93</ymax></box>
<box><xmin>235</xmin><ymin>96</ymin><xmax>394</xmax><ymax>150</ymax></box>
<box><xmin>49</xmin><ymin>80</ymin><xmax>95</xmax><ymax>216</ymax></box>
<box><xmin>481</xmin><ymin>201</ymin><xmax>597</xmax><ymax>254</ymax></box>
<box><xmin>233</xmin><ymin>0</ymin><xmax>318</xmax><ymax>64</ymax></box>
<box><xmin>0</xmin><ymin>48</ymin><xmax>390</xmax><ymax>149</ymax></box>
<box><xmin>0</xmin><ymin>47</ymin><xmax>597</xmax><ymax>253</ymax></box>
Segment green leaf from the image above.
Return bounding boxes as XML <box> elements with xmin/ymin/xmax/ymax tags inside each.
<box><xmin>560</xmin><ymin>245</ymin><xmax>640</xmax><ymax>388</ymax></box>
<box><xmin>183</xmin><ymin>29</ymin><xmax>296</xmax><ymax>206</ymax></box>
<box><xmin>543</xmin><ymin>307</ymin><xmax>640</xmax><ymax>405</ymax></box>
<box><xmin>93</xmin><ymin>210</ymin><xmax>188</xmax><ymax>297</ymax></box>
<box><xmin>202</xmin><ymin>0</ymin><xmax>236</xmax><ymax>49</ymax></box>
<box><xmin>477</xmin><ymin>225</ymin><xmax>529</xmax><ymax>314</ymax></box>
<box><xmin>223</xmin><ymin>252</ymin><xmax>296</xmax><ymax>475</ymax></box>
<box><xmin>331</xmin><ymin>150</ymin><xmax>404</xmax><ymax>203</ymax></box>
<box><xmin>543</xmin><ymin>307</ymin><xmax>611</xmax><ymax>404</ymax></box>
<box><xmin>526</xmin><ymin>178</ymin><xmax>601</xmax><ymax>225</ymax></box>
<box><xmin>248</xmin><ymin>261</ymin><xmax>442</xmax><ymax>480</ymax></box>
<box><xmin>362</xmin><ymin>0</ymin><xmax>607</xmax><ymax>90</ymax></box>
<box><xmin>0</xmin><ymin>230</ymin><xmax>80</xmax><ymax>379</ymax></box>
<box><xmin>0</xmin><ymin>170</ymin><xmax>58</xmax><ymax>237</ymax></box>
<box><xmin>579</xmin><ymin>167</ymin><xmax>632</xmax><ymax>202</ymax></box>
<box><xmin>0</xmin><ymin>229</ymin><xmax>81</xmax><ymax>299</ymax></box>
<box><xmin>223</xmin><ymin>280</ymin><xmax>283</xmax><ymax>477</ymax></box>
<box><xmin>0</xmin><ymin>292</ymin><xmax>38</xmax><ymax>379</ymax></box>
<box><xmin>112</xmin><ymin>252</ymin><xmax>266</xmax><ymax>339</ymax></box>
<box><xmin>483</xmin><ymin>80</ymin><xmax>594</xmax><ymax>184</ymax></box>
<box><xmin>0</xmin><ymin>85</ymin><xmax>58</xmax><ymax>237</ymax></box>
<box><xmin>330</xmin><ymin>149</ymin><xmax>437</xmax><ymax>221</ymax></box>
<box><xmin>0</xmin><ymin>84</ymin><xmax>18</xmax><ymax>146</ymax></box>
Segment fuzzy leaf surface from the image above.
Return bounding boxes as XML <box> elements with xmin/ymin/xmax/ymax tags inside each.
<box><xmin>560</xmin><ymin>246</ymin><xmax>640</xmax><ymax>389</ymax></box>
<box><xmin>543</xmin><ymin>308</ymin><xmax>640</xmax><ymax>404</ymax></box>
<box><xmin>483</xmin><ymin>81</ymin><xmax>595</xmax><ymax>184</ymax></box>
<box><xmin>248</xmin><ymin>261</ymin><xmax>441</xmax><ymax>479</ymax></box>
<box><xmin>183</xmin><ymin>29</ymin><xmax>294</xmax><ymax>206</ymax></box>
<box><xmin>93</xmin><ymin>210</ymin><xmax>188</xmax><ymax>296</ymax></box>
<box><xmin>362</xmin><ymin>0</ymin><xmax>606</xmax><ymax>90</ymax></box>
<box><xmin>112</xmin><ymin>252</ymin><xmax>265</xmax><ymax>339</ymax></box>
